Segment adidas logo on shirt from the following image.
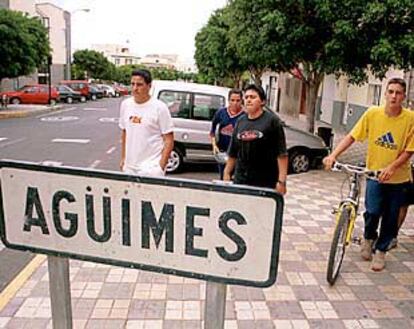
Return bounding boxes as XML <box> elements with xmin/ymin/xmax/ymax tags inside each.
<box><xmin>374</xmin><ymin>132</ymin><xmax>398</xmax><ymax>150</ymax></box>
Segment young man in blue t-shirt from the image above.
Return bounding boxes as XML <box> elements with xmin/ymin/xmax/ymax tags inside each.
<box><xmin>210</xmin><ymin>89</ymin><xmax>244</xmax><ymax>179</ymax></box>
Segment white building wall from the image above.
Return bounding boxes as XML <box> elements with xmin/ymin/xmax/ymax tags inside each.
<box><xmin>36</xmin><ymin>3</ymin><xmax>67</xmax><ymax>64</ymax></box>
<box><xmin>9</xmin><ymin>0</ymin><xmax>36</xmax><ymax>15</ymax></box>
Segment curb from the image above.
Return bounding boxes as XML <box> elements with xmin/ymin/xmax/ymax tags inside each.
<box><xmin>0</xmin><ymin>105</ymin><xmax>64</xmax><ymax>120</ymax></box>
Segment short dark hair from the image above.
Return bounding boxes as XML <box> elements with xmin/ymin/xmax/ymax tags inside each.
<box><xmin>387</xmin><ymin>77</ymin><xmax>406</xmax><ymax>93</ymax></box>
<box><xmin>131</xmin><ymin>69</ymin><xmax>152</xmax><ymax>84</ymax></box>
<box><xmin>228</xmin><ymin>88</ymin><xmax>243</xmax><ymax>100</ymax></box>
<box><xmin>244</xmin><ymin>84</ymin><xmax>266</xmax><ymax>101</ymax></box>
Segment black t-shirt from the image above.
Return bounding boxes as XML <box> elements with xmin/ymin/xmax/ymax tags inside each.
<box><xmin>228</xmin><ymin>110</ymin><xmax>287</xmax><ymax>188</ymax></box>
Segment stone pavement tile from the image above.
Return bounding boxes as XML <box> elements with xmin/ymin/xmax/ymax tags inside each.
<box><xmin>330</xmin><ymin>301</ymin><xmax>370</xmax><ymax>319</ymax></box>
<box><xmin>162</xmin><ymin>320</ymin><xmax>202</xmax><ymax>329</ymax></box>
<box><xmin>0</xmin><ymin>318</ymin><xmax>10</xmax><ymax>328</ymax></box>
<box><xmin>73</xmin><ymin>268</ymin><xmax>109</xmax><ymax>282</ymax></box>
<box><xmin>378</xmin><ymin>285</ymin><xmax>414</xmax><ymax>300</ymax></box>
<box><xmin>362</xmin><ymin>301</ymin><xmax>404</xmax><ymax>318</ymax></box>
<box><xmin>5</xmin><ymin>318</ymin><xmax>50</xmax><ymax>329</ymax></box>
<box><xmin>267</xmin><ymin>301</ymin><xmax>305</xmax><ymax>319</ymax></box>
<box><xmin>348</xmin><ymin>286</ymin><xmax>387</xmax><ymax>301</ymax></box>
<box><xmin>237</xmin><ymin>320</ymin><xmax>275</xmax><ymax>329</ymax></box>
<box><xmin>128</xmin><ymin>300</ymin><xmax>165</xmax><ymax>319</ymax></box>
<box><xmin>320</xmin><ymin>286</ymin><xmax>356</xmax><ymax>301</ymax></box>
<box><xmin>84</xmin><ymin>319</ymin><xmax>125</xmax><ymax>329</ymax></box>
<box><xmin>280</xmin><ymin>261</ymin><xmax>310</xmax><ymax>272</ymax></box>
<box><xmin>263</xmin><ymin>285</ymin><xmax>296</xmax><ymax>301</ymax></box>
<box><xmin>30</xmin><ymin>281</ymin><xmax>50</xmax><ymax>297</ymax></box>
<box><xmin>72</xmin><ymin>299</ymin><xmax>95</xmax><ymax>319</ymax></box>
<box><xmin>308</xmin><ymin>319</ymin><xmax>345</xmax><ymax>328</ymax></box>
<box><xmin>300</xmin><ymin>301</ymin><xmax>338</xmax><ymax>320</ymax></box>
<box><xmin>365</xmin><ymin>272</ymin><xmax>400</xmax><ymax>285</ymax></box>
<box><xmin>291</xmin><ymin>286</ymin><xmax>327</xmax><ymax>301</ymax></box>
<box><xmin>391</xmin><ymin>273</ymin><xmax>414</xmax><ymax>285</ymax></box>
<box><xmin>392</xmin><ymin>300</ymin><xmax>414</xmax><ymax>319</ymax></box>
<box><xmin>374</xmin><ymin>319</ymin><xmax>414</xmax><ymax>329</ymax></box>
<box><xmin>0</xmin><ymin>298</ymin><xmax>24</xmax><ymax>317</ymax></box>
<box><xmin>125</xmin><ymin>320</ymin><xmax>162</xmax><ymax>329</ymax></box>
<box><xmin>273</xmin><ymin>319</ymin><xmax>310</xmax><ymax>329</ymax></box>
<box><xmin>98</xmin><ymin>283</ymin><xmax>134</xmax><ymax>299</ymax></box>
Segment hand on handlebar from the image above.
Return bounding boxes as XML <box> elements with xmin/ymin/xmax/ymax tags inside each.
<box><xmin>323</xmin><ymin>155</ymin><xmax>336</xmax><ymax>170</ymax></box>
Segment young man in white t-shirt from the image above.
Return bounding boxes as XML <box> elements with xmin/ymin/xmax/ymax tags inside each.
<box><xmin>119</xmin><ymin>69</ymin><xmax>174</xmax><ymax>177</ymax></box>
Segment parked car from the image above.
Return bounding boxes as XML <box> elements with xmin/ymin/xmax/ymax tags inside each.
<box><xmin>151</xmin><ymin>80</ymin><xmax>329</xmax><ymax>174</ymax></box>
<box><xmin>98</xmin><ymin>84</ymin><xmax>118</xmax><ymax>97</ymax></box>
<box><xmin>59</xmin><ymin>80</ymin><xmax>90</xmax><ymax>99</ymax></box>
<box><xmin>0</xmin><ymin>85</ymin><xmax>59</xmax><ymax>105</ymax></box>
<box><xmin>88</xmin><ymin>85</ymin><xmax>104</xmax><ymax>100</ymax></box>
<box><xmin>57</xmin><ymin>85</ymin><xmax>85</xmax><ymax>103</ymax></box>
<box><xmin>113</xmin><ymin>85</ymin><xmax>129</xmax><ymax>96</ymax></box>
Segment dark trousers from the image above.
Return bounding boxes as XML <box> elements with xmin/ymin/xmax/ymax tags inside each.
<box><xmin>217</xmin><ymin>163</ymin><xmax>225</xmax><ymax>180</ymax></box>
<box><xmin>364</xmin><ymin>179</ymin><xmax>408</xmax><ymax>252</ymax></box>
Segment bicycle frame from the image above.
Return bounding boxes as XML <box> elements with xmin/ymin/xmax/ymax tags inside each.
<box><xmin>335</xmin><ymin>171</ymin><xmax>361</xmax><ymax>244</ymax></box>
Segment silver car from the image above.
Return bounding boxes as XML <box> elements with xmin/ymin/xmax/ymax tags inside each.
<box><xmin>151</xmin><ymin>80</ymin><xmax>329</xmax><ymax>174</ymax></box>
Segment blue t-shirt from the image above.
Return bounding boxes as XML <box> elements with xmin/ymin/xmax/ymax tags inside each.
<box><xmin>210</xmin><ymin>107</ymin><xmax>244</xmax><ymax>151</ymax></box>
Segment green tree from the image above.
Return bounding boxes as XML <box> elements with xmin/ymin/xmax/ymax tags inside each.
<box><xmin>195</xmin><ymin>7</ymin><xmax>246</xmax><ymax>87</ymax></box>
<box><xmin>72</xmin><ymin>49</ymin><xmax>114</xmax><ymax>80</ymax></box>
<box><xmin>229</xmin><ymin>0</ymin><xmax>414</xmax><ymax>132</ymax></box>
<box><xmin>0</xmin><ymin>9</ymin><xmax>50</xmax><ymax>86</ymax></box>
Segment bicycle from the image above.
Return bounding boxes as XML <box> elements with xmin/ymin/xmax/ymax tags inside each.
<box><xmin>326</xmin><ymin>162</ymin><xmax>379</xmax><ymax>285</ymax></box>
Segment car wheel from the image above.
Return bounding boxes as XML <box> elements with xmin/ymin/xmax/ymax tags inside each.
<box><xmin>289</xmin><ymin>150</ymin><xmax>310</xmax><ymax>174</ymax></box>
<box><xmin>91</xmin><ymin>94</ymin><xmax>97</xmax><ymax>101</ymax></box>
<box><xmin>80</xmin><ymin>96</ymin><xmax>86</xmax><ymax>102</ymax></box>
<box><xmin>66</xmin><ymin>97</ymin><xmax>73</xmax><ymax>104</ymax></box>
<box><xmin>11</xmin><ymin>98</ymin><xmax>21</xmax><ymax>105</ymax></box>
<box><xmin>166</xmin><ymin>148</ymin><xmax>184</xmax><ymax>173</ymax></box>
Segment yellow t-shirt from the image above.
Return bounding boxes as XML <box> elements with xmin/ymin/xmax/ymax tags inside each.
<box><xmin>350</xmin><ymin>106</ymin><xmax>414</xmax><ymax>183</ymax></box>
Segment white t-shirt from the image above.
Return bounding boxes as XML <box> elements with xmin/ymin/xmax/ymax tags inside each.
<box><xmin>119</xmin><ymin>97</ymin><xmax>173</xmax><ymax>175</ymax></box>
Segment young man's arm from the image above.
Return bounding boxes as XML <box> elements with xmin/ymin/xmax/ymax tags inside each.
<box><xmin>379</xmin><ymin>150</ymin><xmax>414</xmax><ymax>182</ymax></box>
<box><xmin>223</xmin><ymin>157</ymin><xmax>236</xmax><ymax>181</ymax></box>
<box><xmin>276</xmin><ymin>155</ymin><xmax>288</xmax><ymax>195</ymax></box>
<box><xmin>120</xmin><ymin>129</ymin><xmax>126</xmax><ymax>170</ymax></box>
<box><xmin>323</xmin><ymin>134</ymin><xmax>355</xmax><ymax>169</ymax></box>
<box><xmin>159</xmin><ymin>132</ymin><xmax>174</xmax><ymax>170</ymax></box>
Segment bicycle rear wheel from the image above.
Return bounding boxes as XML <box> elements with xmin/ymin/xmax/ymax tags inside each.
<box><xmin>327</xmin><ymin>207</ymin><xmax>351</xmax><ymax>285</ymax></box>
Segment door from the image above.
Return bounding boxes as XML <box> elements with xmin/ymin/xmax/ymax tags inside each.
<box><xmin>320</xmin><ymin>75</ymin><xmax>335</xmax><ymax>124</ymax></box>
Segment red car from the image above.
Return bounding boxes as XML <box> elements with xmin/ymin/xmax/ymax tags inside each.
<box><xmin>114</xmin><ymin>85</ymin><xmax>129</xmax><ymax>96</ymax></box>
<box><xmin>1</xmin><ymin>85</ymin><xmax>59</xmax><ymax>105</ymax></box>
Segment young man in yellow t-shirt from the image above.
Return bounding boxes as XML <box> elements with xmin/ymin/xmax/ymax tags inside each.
<box><xmin>323</xmin><ymin>78</ymin><xmax>414</xmax><ymax>272</ymax></box>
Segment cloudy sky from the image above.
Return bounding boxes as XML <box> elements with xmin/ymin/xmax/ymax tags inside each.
<box><xmin>38</xmin><ymin>0</ymin><xmax>227</xmax><ymax>61</ymax></box>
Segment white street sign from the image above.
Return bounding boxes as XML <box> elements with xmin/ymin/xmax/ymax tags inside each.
<box><xmin>0</xmin><ymin>161</ymin><xmax>283</xmax><ymax>287</ymax></box>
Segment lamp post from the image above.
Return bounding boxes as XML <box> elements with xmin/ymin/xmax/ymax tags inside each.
<box><xmin>41</xmin><ymin>16</ymin><xmax>53</xmax><ymax>105</ymax></box>
<box><xmin>66</xmin><ymin>8</ymin><xmax>90</xmax><ymax>80</ymax></box>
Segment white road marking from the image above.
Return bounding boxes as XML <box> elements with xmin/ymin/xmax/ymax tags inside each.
<box><xmin>89</xmin><ymin>160</ymin><xmax>101</xmax><ymax>168</ymax></box>
<box><xmin>99</xmin><ymin>117</ymin><xmax>119</xmax><ymax>123</ymax></box>
<box><xmin>84</xmin><ymin>107</ymin><xmax>107</xmax><ymax>111</ymax></box>
<box><xmin>0</xmin><ymin>137</ymin><xmax>9</xmax><ymax>142</ymax></box>
<box><xmin>40</xmin><ymin>160</ymin><xmax>63</xmax><ymax>166</ymax></box>
<box><xmin>106</xmin><ymin>146</ymin><xmax>116</xmax><ymax>154</ymax></box>
<box><xmin>41</xmin><ymin>116</ymin><xmax>79</xmax><ymax>122</ymax></box>
<box><xmin>52</xmin><ymin>138</ymin><xmax>90</xmax><ymax>144</ymax></box>
<box><xmin>0</xmin><ymin>137</ymin><xmax>26</xmax><ymax>148</ymax></box>
<box><xmin>36</xmin><ymin>107</ymin><xmax>77</xmax><ymax>118</ymax></box>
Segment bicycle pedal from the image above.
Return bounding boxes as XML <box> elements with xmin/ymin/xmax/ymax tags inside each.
<box><xmin>351</xmin><ymin>237</ymin><xmax>362</xmax><ymax>245</ymax></box>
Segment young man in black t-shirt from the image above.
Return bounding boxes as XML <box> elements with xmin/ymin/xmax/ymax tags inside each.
<box><xmin>223</xmin><ymin>84</ymin><xmax>288</xmax><ymax>194</ymax></box>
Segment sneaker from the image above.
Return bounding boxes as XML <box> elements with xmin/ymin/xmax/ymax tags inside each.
<box><xmin>371</xmin><ymin>251</ymin><xmax>386</xmax><ymax>271</ymax></box>
<box><xmin>386</xmin><ymin>238</ymin><xmax>398</xmax><ymax>251</ymax></box>
<box><xmin>360</xmin><ymin>239</ymin><xmax>374</xmax><ymax>261</ymax></box>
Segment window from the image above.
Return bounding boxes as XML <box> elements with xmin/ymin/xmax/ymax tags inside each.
<box><xmin>368</xmin><ymin>84</ymin><xmax>382</xmax><ymax>105</ymax></box>
<box><xmin>159</xmin><ymin>91</ymin><xmax>191</xmax><ymax>119</ymax></box>
<box><xmin>193</xmin><ymin>94</ymin><xmax>225</xmax><ymax>121</ymax></box>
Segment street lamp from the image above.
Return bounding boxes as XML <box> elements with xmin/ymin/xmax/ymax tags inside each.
<box><xmin>66</xmin><ymin>8</ymin><xmax>90</xmax><ymax>79</ymax></box>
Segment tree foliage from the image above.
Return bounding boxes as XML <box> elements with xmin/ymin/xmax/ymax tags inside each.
<box><xmin>195</xmin><ymin>7</ymin><xmax>246</xmax><ymax>87</ymax></box>
<box><xmin>72</xmin><ymin>49</ymin><xmax>116</xmax><ymax>80</ymax></box>
<box><xmin>216</xmin><ymin>0</ymin><xmax>414</xmax><ymax>132</ymax></box>
<box><xmin>0</xmin><ymin>9</ymin><xmax>50</xmax><ymax>84</ymax></box>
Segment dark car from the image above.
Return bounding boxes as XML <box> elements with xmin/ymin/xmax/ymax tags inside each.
<box><xmin>57</xmin><ymin>85</ymin><xmax>86</xmax><ymax>104</ymax></box>
<box><xmin>89</xmin><ymin>85</ymin><xmax>104</xmax><ymax>100</ymax></box>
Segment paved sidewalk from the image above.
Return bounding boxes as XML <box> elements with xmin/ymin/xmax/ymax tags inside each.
<box><xmin>0</xmin><ymin>104</ymin><xmax>63</xmax><ymax>119</ymax></box>
<box><xmin>0</xmin><ymin>169</ymin><xmax>413</xmax><ymax>329</ymax></box>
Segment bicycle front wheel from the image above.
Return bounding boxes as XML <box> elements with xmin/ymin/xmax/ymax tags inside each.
<box><xmin>327</xmin><ymin>207</ymin><xmax>351</xmax><ymax>285</ymax></box>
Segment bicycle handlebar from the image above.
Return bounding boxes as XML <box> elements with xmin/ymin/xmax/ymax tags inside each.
<box><xmin>332</xmin><ymin>162</ymin><xmax>380</xmax><ymax>179</ymax></box>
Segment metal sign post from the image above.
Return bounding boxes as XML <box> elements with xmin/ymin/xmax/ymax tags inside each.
<box><xmin>0</xmin><ymin>160</ymin><xmax>284</xmax><ymax>329</ymax></box>
<box><xmin>204</xmin><ymin>281</ymin><xmax>227</xmax><ymax>329</ymax></box>
<box><xmin>47</xmin><ymin>256</ymin><xmax>72</xmax><ymax>329</ymax></box>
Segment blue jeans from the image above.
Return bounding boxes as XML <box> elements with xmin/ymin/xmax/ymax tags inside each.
<box><xmin>364</xmin><ymin>179</ymin><xmax>408</xmax><ymax>252</ymax></box>
<box><xmin>217</xmin><ymin>163</ymin><xmax>225</xmax><ymax>180</ymax></box>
